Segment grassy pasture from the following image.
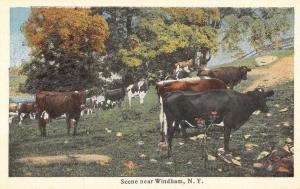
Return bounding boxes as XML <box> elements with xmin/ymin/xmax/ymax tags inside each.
<box><xmin>9</xmin><ymin>50</ymin><xmax>294</xmax><ymax>176</ymax></box>
<box><xmin>9</xmin><ymin>80</ymin><xmax>294</xmax><ymax>177</ymax></box>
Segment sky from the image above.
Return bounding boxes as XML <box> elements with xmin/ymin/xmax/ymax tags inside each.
<box><xmin>10</xmin><ymin>7</ymin><xmax>31</xmax><ymax>67</ymax></box>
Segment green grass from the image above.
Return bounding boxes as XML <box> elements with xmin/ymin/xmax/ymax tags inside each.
<box><xmin>9</xmin><ymin>78</ymin><xmax>294</xmax><ymax>177</ymax></box>
<box><xmin>9</xmin><ymin>74</ymin><xmax>27</xmax><ymax>96</ymax></box>
<box><xmin>9</xmin><ymin>67</ymin><xmax>28</xmax><ymax>96</ymax></box>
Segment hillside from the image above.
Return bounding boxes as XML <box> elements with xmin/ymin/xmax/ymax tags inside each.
<box><xmin>9</xmin><ymin>52</ymin><xmax>294</xmax><ymax>177</ymax></box>
<box><xmin>244</xmin><ymin>56</ymin><xmax>293</xmax><ymax>91</ymax></box>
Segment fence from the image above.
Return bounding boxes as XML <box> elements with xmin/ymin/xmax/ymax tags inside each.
<box><xmin>9</xmin><ymin>95</ymin><xmax>35</xmax><ymax>104</ymax></box>
<box><xmin>237</xmin><ymin>37</ymin><xmax>294</xmax><ymax>60</ymax></box>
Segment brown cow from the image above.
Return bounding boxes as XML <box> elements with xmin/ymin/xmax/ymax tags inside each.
<box><xmin>18</xmin><ymin>103</ymin><xmax>37</xmax><ymax>125</ymax></box>
<box><xmin>156</xmin><ymin>78</ymin><xmax>227</xmax><ymax>143</ymax></box>
<box><xmin>9</xmin><ymin>103</ymin><xmax>19</xmax><ymax>113</ymax></box>
<box><xmin>9</xmin><ymin>103</ymin><xmax>19</xmax><ymax>125</ymax></box>
<box><xmin>174</xmin><ymin>59</ymin><xmax>193</xmax><ymax>68</ymax></box>
<box><xmin>197</xmin><ymin>66</ymin><xmax>251</xmax><ymax>89</ymax></box>
<box><xmin>36</xmin><ymin>90</ymin><xmax>86</xmax><ymax>136</ymax></box>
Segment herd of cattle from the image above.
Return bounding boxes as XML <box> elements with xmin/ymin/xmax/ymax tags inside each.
<box><xmin>9</xmin><ymin>65</ymin><xmax>275</xmax><ymax>157</ymax></box>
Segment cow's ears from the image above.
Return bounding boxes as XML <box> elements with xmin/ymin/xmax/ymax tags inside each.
<box><xmin>265</xmin><ymin>90</ymin><xmax>274</xmax><ymax>97</ymax></box>
<box><xmin>247</xmin><ymin>68</ymin><xmax>252</xmax><ymax>71</ymax></box>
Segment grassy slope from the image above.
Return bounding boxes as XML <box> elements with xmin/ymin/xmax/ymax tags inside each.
<box><xmin>9</xmin><ymin>67</ymin><xmax>28</xmax><ymax>97</ymax></box>
<box><xmin>9</xmin><ymin>50</ymin><xmax>294</xmax><ymax>176</ymax></box>
<box><xmin>9</xmin><ymin>82</ymin><xmax>294</xmax><ymax>177</ymax></box>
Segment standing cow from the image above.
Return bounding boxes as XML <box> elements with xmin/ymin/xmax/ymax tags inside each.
<box><xmin>104</xmin><ymin>88</ymin><xmax>126</xmax><ymax>107</ymax></box>
<box><xmin>9</xmin><ymin>103</ymin><xmax>19</xmax><ymax>125</ymax></box>
<box><xmin>166</xmin><ymin>65</ymin><xmax>191</xmax><ymax>80</ymax></box>
<box><xmin>82</xmin><ymin>96</ymin><xmax>97</xmax><ymax>116</ymax></box>
<box><xmin>127</xmin><ymin>80</ymin><xmax>149</xmax><ymax>108</ymax></box>
<box><xmin>197</xmin><ymin>66</ymin><xmax>251</xmax><ymax>89</ymax></box>
<box><xmin>18</xmin><ymin>103</ymin><xmax>37</xmax><ymax>125</ymax></box>
<box><xmin>36</xmin><ymin>90</ymin><xmax>86</xmax><ymax>136</ymax></box>
<box><xmin>156</xmin><ymin>78</ymin><xmax>227</xmax><ymax>144</ymax></box>
<box><xmin>162</xmin><ymin>88</ymin><xmax>274</xmax><ymax>156</ymax></box>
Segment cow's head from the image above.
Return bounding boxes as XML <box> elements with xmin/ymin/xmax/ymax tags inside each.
<box><xmin>182</xmin><ymin>66</ymin><xmax>191</xmax><ymax>73</ymax></box>
<box><xmin>72</xmin><ymin>91</ymin><xmax>86</xmax><ymax>111</ymax></box>
<box><xmin>239</xmin><ymin>66</ymin><xmax>252</xmax><ymax>80</ymax></box>
<box><xmin>248</xmin><ymin>88</ymin><xmax>274</xmax><ymax>113</ymax></box>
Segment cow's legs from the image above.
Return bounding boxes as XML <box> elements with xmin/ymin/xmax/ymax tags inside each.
<box><xmin>179</xmin><ymin>122</ymin><xmax>188</xmax><ymax>139</ymax></box>
<box><xmin>18</xmin><ymin>113</ymin><xmax>25</xmax><ymax>125</ymax></box>
<box><xmin>162</xmin><ymin>112</ymin><xmax>168</xmax><ymax>143</ymax></box>
<box><xmin>167</xmin><ymin>121</ymin><xmax>177</xmax><ymax>157</ymax></box>
<box><xmin>139</xmin><ymin>92</ymin><xmax>146</xmax><ymax>104</ymax></box>
<box><xmin>73</xmin><ymin>118</ymin><xmax>79</xmax><ymax>135</ymax></box>
<box><xmin>224</xmin><ymin>126</ymin><xmax>231</xmax><ymax>153</ymax></box>
<box><xmin>38</xmin><ymin>118</ymin><xmax>43</xmax><ymax>136</ymax></box>
<box><xmin>39</xmin><ymin>111</ymin><xmax>49</xmax><ymax>137</ymax></box>
<box><xmin>159</xmin><ymin>98</ymin><xmax>165</xmax><ymax>142</ymax></box>
<box><xmin>127</xmin><ymin>91</ymin><xmax>132</xmax><ymax>108</ymax></box>
<box><xmin>229</xmin><ymin>82</ymin><xmax>234</xmax><ymax>89</ymax></box>
<box><xmin>66</xmin><ymin>114</ymin><xmax>71</xmax><ymax>135</ymax></box>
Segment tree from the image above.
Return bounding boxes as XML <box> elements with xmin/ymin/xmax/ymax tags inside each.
<box><xmin>220</xmin><ymin>8</ymin><xmax>293</xmax><ymax>55</ymax></box>
<box><xmin>112</xmin><ymin>8</ymin><xmax>220</xmax><ymax>81</ymax></box>
<box><xmin>21</xmin><ymin>8</ymin><xmax>109</xmax><ymax>93</ymax></box>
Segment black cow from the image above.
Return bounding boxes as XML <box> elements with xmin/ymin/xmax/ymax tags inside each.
<box><xmin>162</xmin><ymin>88</ymin><xmax>274</xmax><ymax>156</ymax></box>
<box><xmin>197</xmin><ymin>66</ymin><xmax>251</xmax><ymax>89</ymax></box>
<box><xmin>104</xmin><ymin>88</ymin><xmax>126</xmax><ymax>107</ymax></box>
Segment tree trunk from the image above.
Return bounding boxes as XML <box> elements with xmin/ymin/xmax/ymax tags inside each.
<box><xmin>275</xmin><ymin>32</ymin><xmax>280</xmax><ymax>50</ymax></box>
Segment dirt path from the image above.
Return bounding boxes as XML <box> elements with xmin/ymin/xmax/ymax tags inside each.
<box><xmin>243</xmin><ymin>56</ymin><xmax>294</xmax><ymax>92</ymax></box>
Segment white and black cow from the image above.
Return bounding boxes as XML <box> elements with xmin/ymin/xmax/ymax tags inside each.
<box><xmin>166</xmin><ymin>65</ymin><xmax>191</xmax><ymax>80</ymax></box>
<box><xmin>162</xmin><ymin>88</ymin><xmax>274</xmax><ymax>157</ymax></box>
<box><xmin>126</xmin><ymin>80</ymin><xmax>149</xmax><ymax>108</ymax></box>
<box><xmin>85</xmin><ymin>96</ymin><xmax>97</xmax><ymax>115</ymax></box>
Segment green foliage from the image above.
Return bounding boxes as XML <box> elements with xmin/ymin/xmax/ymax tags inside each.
<box><xmin>9</xmin><ymin>69</ymin><xmax>28</xmax><ymax>96</ymax></box>
<box><xmin>118</xmin><ymin>8</ymin><xmax>220</xmax><ymax>73</ymax></box>
<box><xmin>221</xmin><ymin>8</ymin><xmax>293</xmax><ymax>54</ymax></box>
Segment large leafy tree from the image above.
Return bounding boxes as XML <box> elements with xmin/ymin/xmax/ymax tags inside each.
<box><xmin>220</xmin><ymin>8</ymin><xmax>293</xmax><ymax>55</ymax></box>
<box><xmin>21</xmin><ymin>8</ymin><xmax>109</xmax><ymax>93</ymax></box>
<box><xmin>92</xmin><ymin>8</ymin><xmax>221</xmax><ymax>83</ymax></box>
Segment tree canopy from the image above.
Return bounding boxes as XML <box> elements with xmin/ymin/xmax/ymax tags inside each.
<box><xmin>20</xmin><ymin>7</ymin><xmax>294</xmax><ymax>93</ymax></box>
<box><xmin>220</xmin><ymin>8</ymin><xmax>293</xmax><ymax>54</ymax></box>
<box><xmin>21</xmin><ymin>8</ymin><xmax>109</xmax><ymax>93</ymax></box>
<box><xmin>118</xmin><ymin>8</ymin><xmax>220</xmax><ymax>67</ymax></box>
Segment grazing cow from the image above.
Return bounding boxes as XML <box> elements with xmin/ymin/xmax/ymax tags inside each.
<box><xmin>36</xmin><ymin>90</ymin><xmax>86</xmax><ymax>136</ymax></box>
<box><xmin>9</xmin><ymin>103</ymin><xmax>19</xmax><ymax>125</ymax></box>
<box><xmin>197</xmin><ymin>66</ymin><xmax>252</xmax><ymax>89</ymax></box>
<box><xmin>18</xmin><ymin>103</ymin><xmax>37</xmax><ymax>125</ymax></box>
<box><xmin>162</xmin><ymin>88</ymin><xmax>274</xmax><ymax>156</ymax></box>
<box><xmin>127</xmin><ymin>80</ymin><xmax>149</xmax><ymax>108</ymax></box>
<box><xmin>104</xmin><ymin>88</ymin><xmax>126</xmax><ymax>107</ymax></box>
<box><xmin>156</xmin><ymin>78</ymin><xmax>227</xmax><ymax>143</ymax></box>
<box><xmin>82</xmin><ymin>97</ymin><xmax>96</xmax><ymax>115</ymax></box>
<box><xmin>166</xmin><ymin>65</ymin><xmax>191</xmax><ymax>80</ymax></box>
<box><xmin>9</xmin><ymin>103</ymin><xmax>19</xmax><ymax>113</ymax></box>
<box><xmin>175</xmin><ymin>59</ymin><xmax>193</xmax><ymax>68</ymax></box>
<box><xmin>98</xmin><ymin>99</ymin><xmax>116</xmax><ymax>110</ymax></box>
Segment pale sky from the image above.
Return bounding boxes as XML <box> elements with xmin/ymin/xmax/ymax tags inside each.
<box><xmin>10</xmin><ymin>7</ymin><xmax>31</xmax><ymax>67</ymax></box>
